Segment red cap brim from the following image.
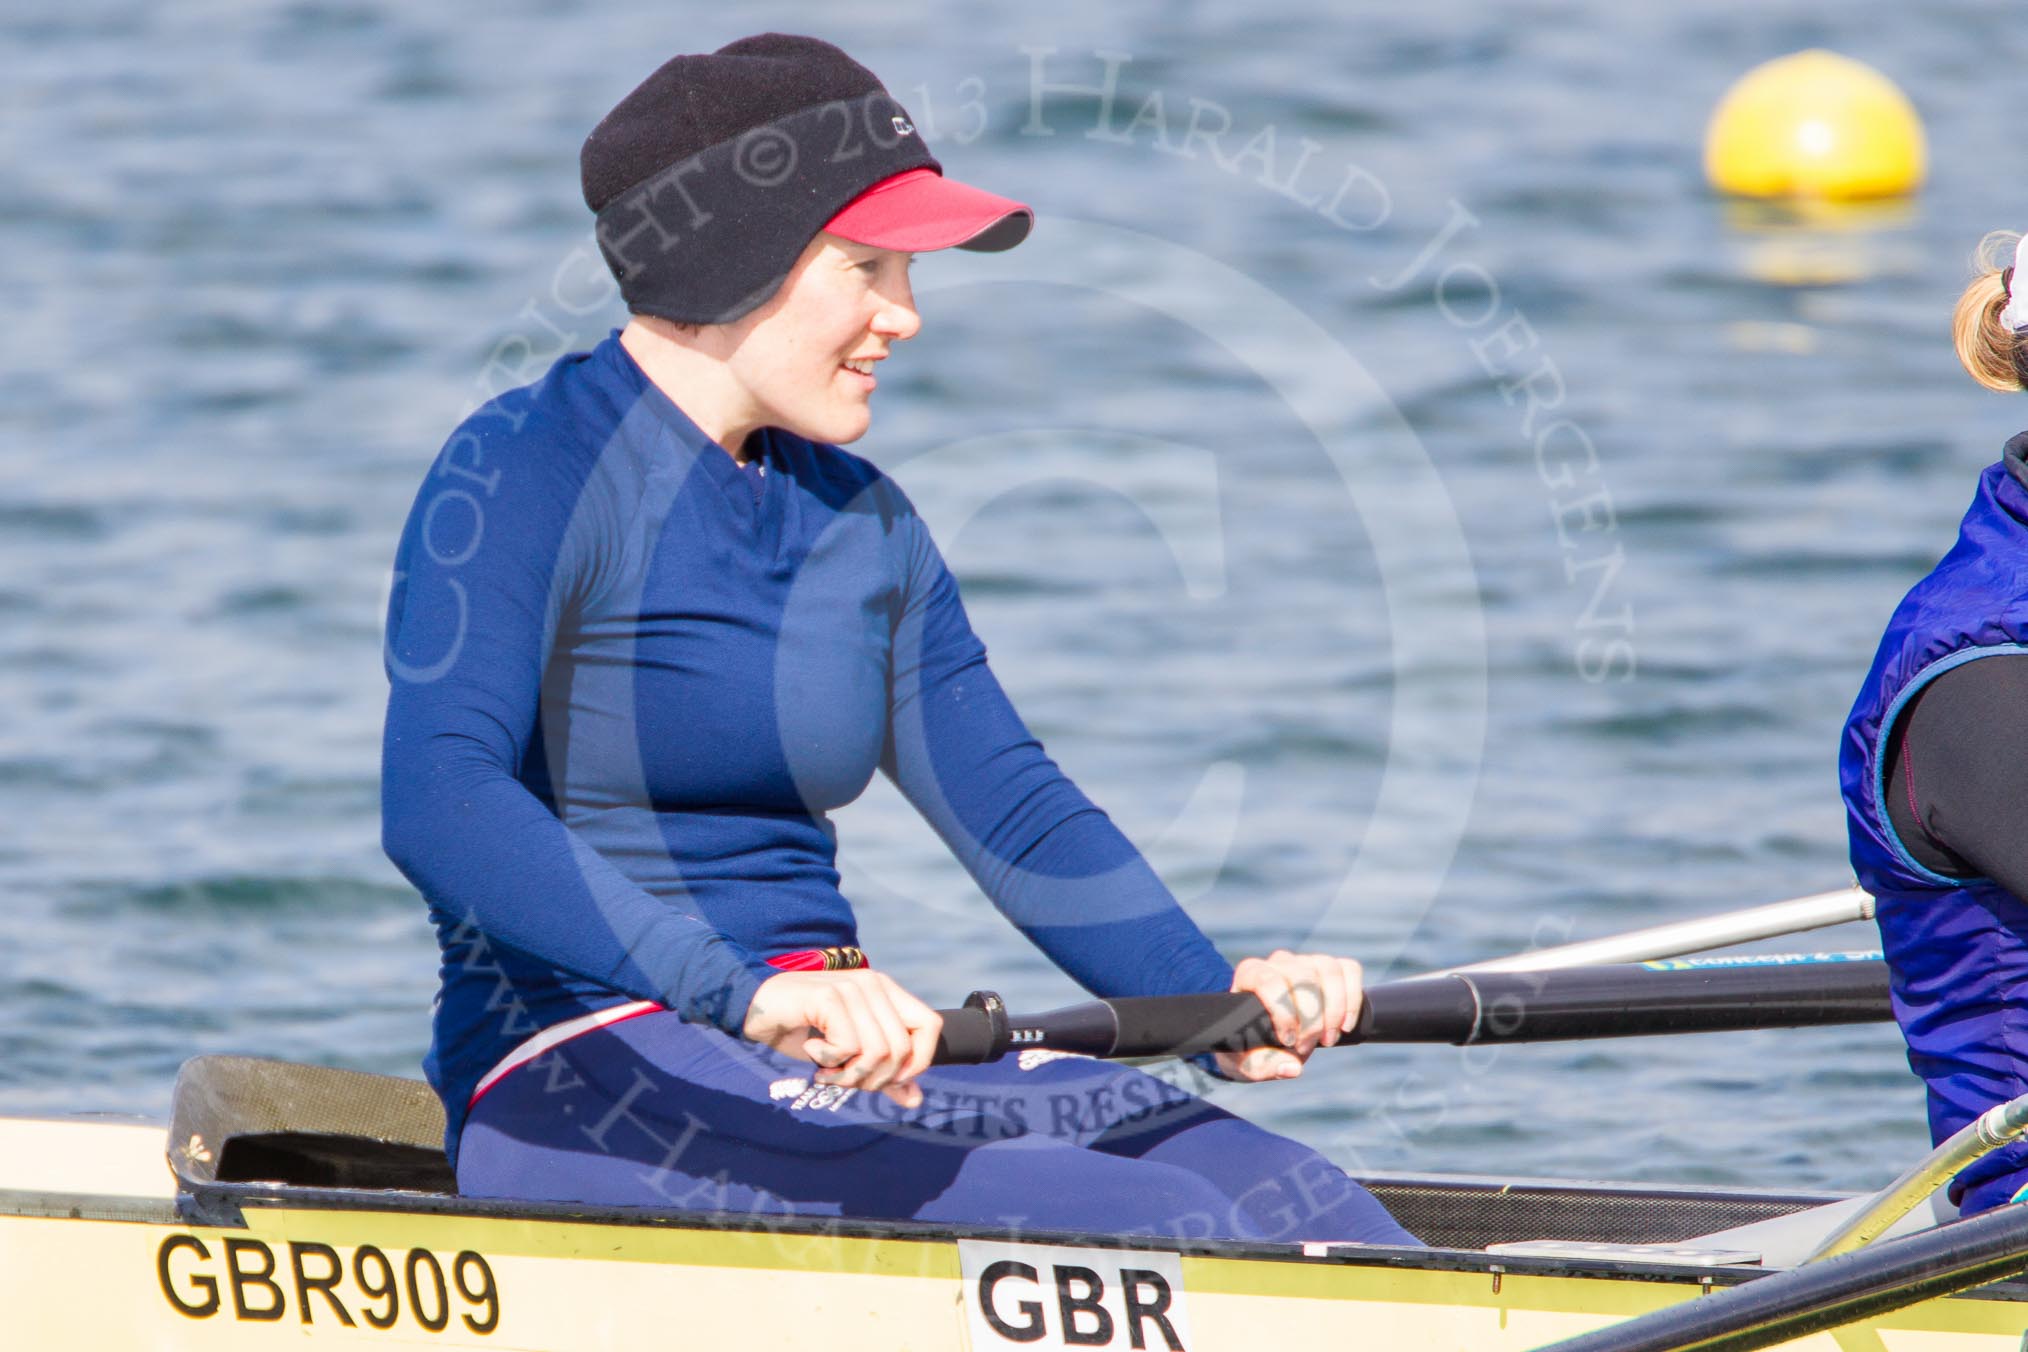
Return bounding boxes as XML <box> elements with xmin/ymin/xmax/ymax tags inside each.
<box><xmin>824</xmin><ymin>168</ymin><xmax>1032</xmax><ymax>253</ymax></box>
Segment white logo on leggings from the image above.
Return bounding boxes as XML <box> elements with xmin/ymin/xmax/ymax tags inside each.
<box><xmin>768</xmin><ymin>1076</ymin><xmax>859</xmax><ymax>1112</ymax></box>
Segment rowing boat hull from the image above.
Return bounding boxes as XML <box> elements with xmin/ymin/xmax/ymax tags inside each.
<box><xmin>4</xmin><ymin>1121</ymin><xmax>2025</xmax><ymax>1350</ymax></box>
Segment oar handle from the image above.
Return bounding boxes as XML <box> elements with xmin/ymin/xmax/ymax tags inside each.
<box><xmin>930</xmin><ymin>960</ymin><xmax>1894</xmax><ymax>1064</ymax></box>
<box><xmin>930</xmin><ymin>978</ymin><xmax>1525</xmax><ymax>1063</ymax></box>
<box><xmin>931</xmin><ymin>991</ymin><xmax>1279</xmax><ymax>1065</ymax></box>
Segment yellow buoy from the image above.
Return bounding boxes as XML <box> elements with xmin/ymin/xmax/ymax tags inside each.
<box><xmin>1704</xmin><ymin>50</ymin><xmax>1926</xmax><ymax>200</ymax></box>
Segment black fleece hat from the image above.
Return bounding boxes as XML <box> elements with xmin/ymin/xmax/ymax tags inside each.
<box><xmin>582</xmin><ymin>34</ymin><xmax>1031</xmax><ymax>325</ymax></box>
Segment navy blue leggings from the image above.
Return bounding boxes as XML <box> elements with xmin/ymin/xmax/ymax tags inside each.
<box><xmin>456</xmin><ymin>1011</ymin><xmax>1418</xmax><ymax>1246</ymax></box>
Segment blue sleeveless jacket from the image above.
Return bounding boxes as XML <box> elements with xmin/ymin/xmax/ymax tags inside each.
<box><xmin>1841</xmin><ymin>434</ymin><xmax>2028</xmax><ymax>1213</ymax></box>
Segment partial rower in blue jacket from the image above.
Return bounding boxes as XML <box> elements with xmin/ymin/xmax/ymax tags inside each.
<box><xmin>1844</xmin><ymin>228</ymin><xmax>2028</xmax><ymax>1215</ymax></box>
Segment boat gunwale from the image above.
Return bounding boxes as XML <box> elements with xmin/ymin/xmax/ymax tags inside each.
<box><xmin>13</xmin><ymin>1110</ymin><xmax>2026</xmax><ymax>1309</ymax></box>
<box><xmin>180</xmin><ymin>1166</ymin><xmax>1852</xmax><ymax>1239</ymax></box>
<box><xmin>157</xmin><ymin>1172</ymin><xmax>2028</xmax><ymax>1302</ymax></box>
<box><xmin>0</xmin><ymin>1187</ymin><xmax>183</xmax><ymax>1225</ymax></box>
<box><xmin>8</xmin><ymin>1173</ymin><xmax>2028</xmax><ymax>1317</ymax></box>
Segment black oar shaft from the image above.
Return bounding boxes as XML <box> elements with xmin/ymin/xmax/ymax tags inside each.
<box><xmin>929</xmin><ymin>961</ymin><xmax>1892</xmax><ymax>1064</ymax></box>
<box><xmin>1366</xmin><ymin>961</ymin><xmax>1892</xmax><ymax>1046</ymax></box>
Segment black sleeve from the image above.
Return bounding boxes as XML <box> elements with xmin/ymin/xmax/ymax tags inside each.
<box><xmin>1883</xmin><ymin>653</ymin><xmax>2028</xmax><ymax>898</ymax></box>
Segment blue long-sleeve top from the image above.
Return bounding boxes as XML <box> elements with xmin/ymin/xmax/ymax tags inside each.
<box><xmin>381</xmin><ymin>331</ymin><xmax>1236</xmax><ymax>1147</ymax></box>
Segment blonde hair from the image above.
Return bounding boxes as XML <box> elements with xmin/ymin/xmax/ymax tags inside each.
<box><xmin>1953</xmin><ymin>230</ymin><xmax>2026</xmax><ymax>392</ymax></box>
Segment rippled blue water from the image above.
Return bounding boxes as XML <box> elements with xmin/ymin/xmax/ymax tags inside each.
<box><xmin>9</xmin><ymin>0</ymin><xmax>2022</xmax><ymax>1197</ymax></box>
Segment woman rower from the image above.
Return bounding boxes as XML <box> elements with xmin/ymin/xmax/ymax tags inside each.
<box><xmin>1843</xmin><ymin>230</ymin><xmax>2028</xmax><ymax>1216</ymax></box>
<box><xmin>380</xmin><ymin>34</ymin><xmax>1417</xmax><ymax>1246</ymax></box>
